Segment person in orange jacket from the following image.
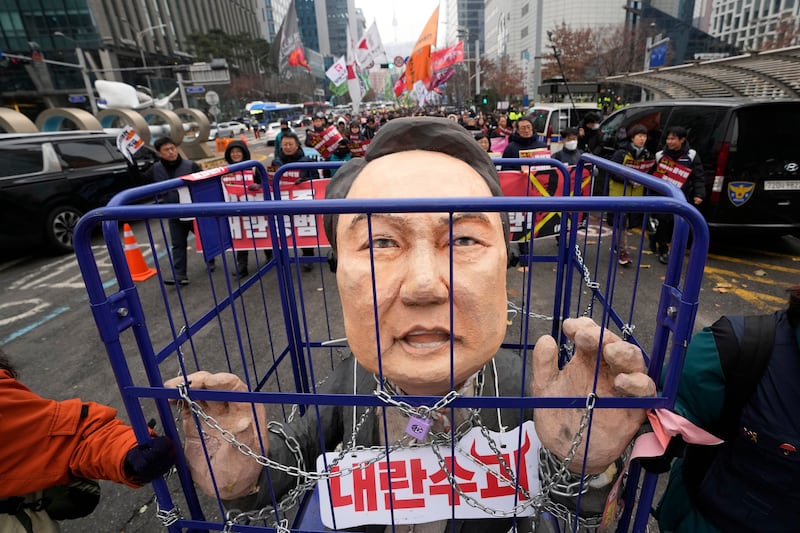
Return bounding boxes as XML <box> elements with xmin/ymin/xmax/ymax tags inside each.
<box><xmin>0</xmin><ymin>348</ymin><xmax>175</xmax><ymax>532</ymax></box>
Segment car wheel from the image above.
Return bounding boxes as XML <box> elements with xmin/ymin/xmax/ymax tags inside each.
<box><xmin>45</xmin><ymin>205</ymin><xmax>82</xmax><ymax>253</ymax></box>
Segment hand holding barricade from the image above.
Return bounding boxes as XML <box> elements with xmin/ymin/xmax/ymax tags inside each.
<box><xmin>532</xmin><ymin>317</ymin><xmax>656</xmax><ymax>474</ymax></box>
<box><xmin>164</xmin><ymin>371</ymin><xmax>268</xmax><ymax>500</ymax></box>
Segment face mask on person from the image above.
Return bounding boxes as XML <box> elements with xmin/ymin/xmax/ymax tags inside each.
<box><xmin>589</xmin><ymin>123</ymin><xmax>600</xmax><ymax>130</ymax></box>
<box><xmin>564</xmin><ymin>140</ymin><xmax>578</xmax><ymax>151</ymax></box>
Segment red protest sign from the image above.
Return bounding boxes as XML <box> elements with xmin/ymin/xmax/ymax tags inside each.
<box><xmin>195</xmin><ymin>177</ymin><xmax>331</xmax><ymax>252</ymax></box>
<box><xmin>307</xmin><ymin>125</ymin><xmax>344</xmax><ymax>159</ymax></box>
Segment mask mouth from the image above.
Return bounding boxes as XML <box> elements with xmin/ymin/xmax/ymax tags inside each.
<box><xmin>400</xmin><ymin>329</ymin><xmax>452</xmax><ymax>350</ymax></box>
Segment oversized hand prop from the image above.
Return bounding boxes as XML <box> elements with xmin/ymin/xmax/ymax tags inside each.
<box><xmin>532</xmin><ymin>317</ymin><xmax>656</xmax><ymax>474</ymax></box>
<box><xmin>164</xmin><ymin>371</ymin><xmax>268</xmax><ymax>499</ymax></box>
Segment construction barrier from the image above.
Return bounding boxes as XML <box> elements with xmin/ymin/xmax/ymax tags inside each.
<box><xmin>73</xmin><ymin>155</ymin><xmax>709</xmax><ymax>532</ymax></box>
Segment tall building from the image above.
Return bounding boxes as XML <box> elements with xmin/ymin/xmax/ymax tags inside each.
<box><xmin>295</xmin><ymin>0</ymin><xmax>356</xmax><ymax>58</ymax></box>
<box><xmin>0</xmin><ymin>0</ymin><xmax>265</xmax><ymax>112</ymax></box>
<box><xmin>708</xmin><ymin>0</ymin><xmax>800</xmax><ymax>51</ymax></box>
<box><xmin>484</xmin><ymin>0</ymin><xmax>628</xmax><ymax>103</ymax></box>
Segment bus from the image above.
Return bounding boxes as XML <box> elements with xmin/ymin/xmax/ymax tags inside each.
<box><xmin>245</xmin><ymin>101</ymin><xmax>303</xmax><ymax>127</ymax></box>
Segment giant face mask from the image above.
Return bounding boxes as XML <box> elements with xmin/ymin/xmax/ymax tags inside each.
<box><xmin>335</xmin><ymin>150</ymin><xmax>508</xmax><ymax>396</ymax></box>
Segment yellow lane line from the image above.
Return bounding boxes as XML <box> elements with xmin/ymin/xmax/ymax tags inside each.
<box><xmin>705</xmin><ymin>271</ymin><xmax>786</xmax><ymax>313</ymax></box>
<box><xmin>706</xmin><ymin>253</ymin><xmax>800</xmax><ymax>275</ymax></box>
<box><xmin>703</xmin><ymin>265</ymin><xmax>792</xmax><ymax>286</ymax></box>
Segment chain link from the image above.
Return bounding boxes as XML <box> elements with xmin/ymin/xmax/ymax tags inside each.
<box><xmin>173</xmin><ymin>379</ymin><xmax>603</xmax><ymax>528</ymax></box>
<box><xmin>154</xmin><ymin>500</ymin><xmax>181</xmax><ymax>527</ymax></box>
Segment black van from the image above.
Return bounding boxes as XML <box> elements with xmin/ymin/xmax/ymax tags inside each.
<box><xmin>597</xmin><ymin>99</ymin><xmax>800</xmax><ymax>237</ymax></box>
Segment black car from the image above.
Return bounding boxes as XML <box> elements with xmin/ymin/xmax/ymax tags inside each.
<box><xmin>597</xmin><ymin>98</ymin><xmax>800</xmax><ymax>237</ymax></box>
<box><xmin>0</xmin><ymin>131</ymin><xmax>156</xmax><ymax>253</ymax></box>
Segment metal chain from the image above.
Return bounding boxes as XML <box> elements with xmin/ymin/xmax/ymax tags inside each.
<box><xmin>173</xmin><ymin>381</ymin><xmax>602</xmax><ymax>527</ymax></box>
<box><xmin>507</xmin><ymin>300</ymin><xmax>553</xmax><ymax>322</ymax></box>
<box><xmin>154</xmin><ymin>499</ymin><xmax>181</xmax><ymax>527</ymax></box>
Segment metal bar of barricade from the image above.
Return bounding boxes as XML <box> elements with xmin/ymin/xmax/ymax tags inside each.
<box><xmin>72</xmin><ymin>155</ymin><xmax>709</xmax><ymax>532</ymax></box>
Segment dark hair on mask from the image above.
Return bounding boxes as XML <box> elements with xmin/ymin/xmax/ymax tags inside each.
<box><xmin>322</xmin><ymin>117</ymin><xmax>509</xmax><ymax>252</ymax></box>
<box><xmin>153</xmin><ymin>137</ymin><xmax>176</xmax><ymax>151</ymax></box>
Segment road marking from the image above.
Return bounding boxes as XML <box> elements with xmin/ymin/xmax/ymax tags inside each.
<box><xmin>0</xmin><ymin>299</ymin><xmax>51</xmax><ymax>326</ymax></box>
<box><xmin>0</xmin><ymin>305</ymin><xmax>70</xmax><ymax>346</ymax></box>
<box><xmin>706</xmin><ymin>253</ymin><xmax>800</xmax><ymax>276</ymax></box>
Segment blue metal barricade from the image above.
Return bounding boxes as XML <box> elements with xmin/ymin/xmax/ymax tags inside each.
<box><xmin>73</xmin><ymin>155</ymin><xmax>708</xmax><ymax>532</ymax></box>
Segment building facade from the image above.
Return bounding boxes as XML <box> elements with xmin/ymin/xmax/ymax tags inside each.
<box><xmin>484</xmin><ymin>0</ymin><xmax>628</xmax><ymax>103</ymax></box>
<box><xmin>1</xmin><ymin>0</ymin><xmax>265</xmax><ymax>114</ymax></box>
<box><xmin>707</xmin><ymin>0</ymin><xmax>800</xmax><ymax>51</ymax></box>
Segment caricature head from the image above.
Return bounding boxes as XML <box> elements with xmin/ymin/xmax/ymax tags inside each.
<box><xmin>323</xmin><ymin>118</ymin><xmax>510</xmax><ymax>395</ymax></box>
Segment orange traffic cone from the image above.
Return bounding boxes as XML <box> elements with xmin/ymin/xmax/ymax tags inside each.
<box><xmin>123</xmin><ymin>223</ymin><xmax>157</xmax><ymax>282</ymax></box>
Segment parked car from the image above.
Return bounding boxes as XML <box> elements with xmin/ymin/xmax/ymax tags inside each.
<box><xmin>597</xmin><ymin>98</ymin><xmax>800</xmax><ymax>237</ymax></box>
<box><xmin>526</xmin><ymin>102</ymin><xmax>601</xmax><ymax>150</ymax></box>
<box><xmin>216</xmin><ymin>121</ymin><xmax>247</xmax><ymax>138</ymax></box>
<box><xmin>0</xmin><ymin>131</ymin><xmax>157</xmax><ymax>253</ymax></box>
<box><xmin>264</xmin><ymin>122</ymin><xmax>291</xmax><ymax>146</ymax></box>
<box><xmin>207</xmin><ymin>122</ymin><xmax>219</xmax><ymax>141</ymax></box>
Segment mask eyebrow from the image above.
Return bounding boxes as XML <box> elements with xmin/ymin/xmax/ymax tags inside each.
<box><xmin>439</xmin><ymin>212</ymin><xmax>491</xmax><ymax>225</ymax></box>
<box><xmin>347</xmin><ymin>213</ymin><xmax>409</xmax><ymax>230</ymax></box>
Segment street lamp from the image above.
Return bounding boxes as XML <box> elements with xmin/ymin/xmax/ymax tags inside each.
<box><xmin>53</xmin><ymin>32</ymin><xmax>98</xmax><ymax>114</ymax></box>
<box><xmin>136</xmin><ymin>24</ymin><xmax>168</xmax><ymax>94</ymax></box>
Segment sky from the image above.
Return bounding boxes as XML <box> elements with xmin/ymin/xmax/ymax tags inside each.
<box><xmin>355</xmin><ymin>0</ymin><xmax>445</xmax><ymax>55</ymax></box>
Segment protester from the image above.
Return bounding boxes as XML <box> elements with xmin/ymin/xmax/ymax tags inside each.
<box><xmin>653</xmin><ymin>285</ymin><xmax>800</xmax><ymax>532</ymax></box>
<box><xmin>274</xmin><ymin>132</ymin><xmax>316</xmax><ymax>271</ymax></box>
<box><xmin>609</xmin><ymin>124</ymin><xmax>655</xmax><ymax>266</ymax></box>
<box><xmin>578</xmin><ymin>112</ymin><xmax>603</xmax><ymax>155</ymax></box>
<box><xmin>500</xmin><ymin>116</ymin><xmax>547</xmax><ymax>170</ymax></box>
<box><xmin>651</xmin><ymin>126</ymin><xmax>705</xmax><ymax>264</ymax></box>
<box><xmin>223</xmin><ymin>140</ymin><xmax>272</xmax><ymax>278</ymax></box>
<box><xmin>551</xmin><ymin>127</ymin><xmax>582</xmax><ymax>166</ymax></box>
<box><xmin>0</xmin><ymin>348</ymin><xmax>174</xmax><ymax>532</ymax></box>
<box><xmin>165</xmin><ymin>117</ymin><xmax>656</xmax><ymax>531</ymax></box>
<box><xmin>146</xmin><ymin>138</ymin><xmax>215</xmax><ymax>285</ymax></box>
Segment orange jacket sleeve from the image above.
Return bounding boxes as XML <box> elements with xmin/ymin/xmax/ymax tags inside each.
<box><xmin>0</xmin><ymin>370</ymin><xmax>142</xmax><ymax>497</ymax></box>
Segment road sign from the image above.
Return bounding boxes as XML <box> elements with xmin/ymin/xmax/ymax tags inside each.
<box><xmin>205</xmin><ymin>91</ymin><xmax>220</xmax><ymax>106</ymax></box>
<box><xmin>68</xmin><ymin>95</ymin><xmax>87</xmax><ymax>103</ymax></box>
<box><xmin>393</xmin><ymin>55</ymin><xmax>405</xmax><ymax>68</ymax></box>
<box><xmin>208</xmin><ymin>105</ymin><xmax>221</xmax><ymax>116</ymax></box>
<box><xmin>186</xmin><ymin>86</ymin><xmax>205</xmax><ymax>94</ymax></box>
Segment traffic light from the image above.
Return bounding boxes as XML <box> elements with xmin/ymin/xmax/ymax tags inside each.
<box><xmin>481</xmin><ymin>95</ymin><xmax>488</xmax><ymax>105</ymax></box>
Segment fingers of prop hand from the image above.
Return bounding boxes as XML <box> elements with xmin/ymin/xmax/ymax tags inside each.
<box><xmin>613</xmin><ymin>372</ymin><xmax>656</xmax><ymax>398</ymax></box>
<box><xmin>531</xmin><ymin>335</ymin><xmax>559</xmax><ymax>392</ymax></box>
<box><xmin>603</xmin><ymin>341</ymin><xmax>646</xmax><ymax>375</ymax></box>
<box><xmin>566</xmin><ymin>318</ymin><xmax>623</xmax><ymax>356</ymax></box>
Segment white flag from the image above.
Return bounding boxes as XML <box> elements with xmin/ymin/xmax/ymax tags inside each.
<box><xmin>325</xmin><ymin>56</ymin><xmax>347</xmax><ymax>86</ymax></box>
<box><xmin>346</xmin><ymin>25</ymin><xmax>363</xmax><ymax>113</ymax></box>
<box><xmin>355</xmin><ymin>21</ymin><xmax>386</xmax><ymax>69</ymax></box>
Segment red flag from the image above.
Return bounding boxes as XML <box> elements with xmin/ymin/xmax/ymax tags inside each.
<box><xmin>393</xmin><ymin>71</ymin><xmax>406</xmax><ymax>97</ymax></box>
<box><xmin>431</xmin><ymin>41</ymin><xmax>464</xmax><ymax>72</ymax></box>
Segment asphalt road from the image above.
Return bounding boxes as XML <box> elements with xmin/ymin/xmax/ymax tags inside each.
<box><xmin>2</xmin><ymin>138</ymin><xmax>799</xmax><ymax>531</ymax></box>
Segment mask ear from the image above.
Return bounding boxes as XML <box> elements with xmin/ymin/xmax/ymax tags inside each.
<box><xmin>327</xmin><ymin>250</ymin><xmax>338</xmax><ymax>273</ymax></box>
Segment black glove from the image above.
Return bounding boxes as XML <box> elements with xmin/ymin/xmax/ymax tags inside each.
<box><xmin>123</xmin><ymin>435</ymin><xmax>176</xmax><ymax>484</ymax></box>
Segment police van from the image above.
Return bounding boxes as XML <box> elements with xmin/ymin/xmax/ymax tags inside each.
<box><xmin>597</xmin><ymin>98</ymin><xmax>800</xmax><ymax>237</ymax></box>
<box><xmin>527</xmin><ymin>102</ymin><xmax>601</xmax><ymax>150</ymax></box>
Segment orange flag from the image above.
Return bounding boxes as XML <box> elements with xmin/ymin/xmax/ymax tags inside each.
<box><xmin>406</xmin><ymin>6</ymin><xmax>439</xmax><ymax>89</ymax></box>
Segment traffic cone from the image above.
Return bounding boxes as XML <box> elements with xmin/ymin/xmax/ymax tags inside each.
<box><xmin>123</xmin><ymin>223</ymin><xmax>157</xmax><ymax>282</ymax></box>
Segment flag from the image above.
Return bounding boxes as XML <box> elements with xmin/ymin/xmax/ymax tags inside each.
<box><xmin>355</xmin><ymin>21</ymin><xmax>387</xmax><ymax>69</ymax></box>
<box><xmin>425</xmin><ymin>66</ymin><xmax>455</xmax><ymax>91</ymax></box>
<box><xmin>329</xmin><ymin>80</ymin><xmax>348</xmax><ymax>96</ymax></box>
<box><xmin>431</xmin><ymin>41</ymin><xmax>464</xmax><ymax>72</ymax></box>
<box><xmin>405</xmin><ymin>6</ymin><xmax>438</xmax><ymax>89</ymax></box>
<box><xmin>326</xmin><ymin>56</ymin><xmax>347</xmax><ymax>86</ymax></box>
<box><xmin>393</xmin><ymin>71</ymin><xmax>406</xmax><ymax>97</ymax></box>
<box><xmin>346</xmin><ymin>25</ymin><xmax>363</xmax><ymax>113</ymax></box>
<box><xmin>276</xmin><ymin>0</ymin><xmax>310</xmax><ymax>75</ymax></box>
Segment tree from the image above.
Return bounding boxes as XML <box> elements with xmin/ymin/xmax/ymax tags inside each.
<box><xmin>480</xmin><ymin>54</ymin><xmax>524</xmax><ymax>103</ymax></box>
<box><xmin>762</xmin><ymin>14</ymin><xmax>800</xmax><ymax>50</ymax></box>
<box><xmin>541</xmin><ymin>23</ymin><xmax>599</xmax><ymax>81</ymax></box>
